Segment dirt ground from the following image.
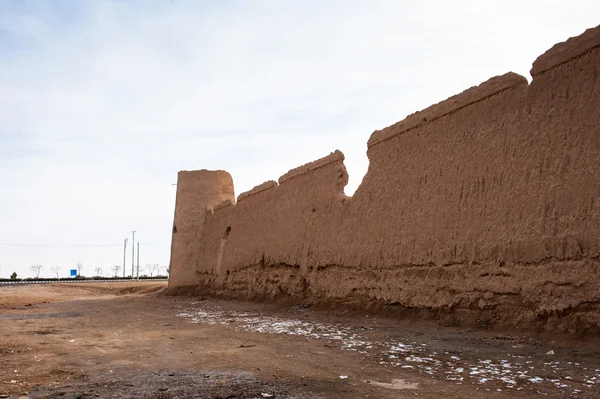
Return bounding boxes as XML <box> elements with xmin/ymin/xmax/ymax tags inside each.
<box><xmin>1</xmin><ymin>282</ymin><xmax>599</xmax><ymax>399</ymax></box>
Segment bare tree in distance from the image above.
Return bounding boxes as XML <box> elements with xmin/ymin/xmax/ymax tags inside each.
<box><xmin>93</xmin><ymin>266</ymin><xmax>102</xmax><ymax>277</ymax></box>
<box><xmin>152</xmin><ymin>264</ymin><xmax>162</xmax><ymax>277</ymax></box>
<box><xmin>30</xmin><ymin>264</ymin><xmax>43</xmax><ymax>278</ymax></box>
<box><xmin>50</xmin><ymin>265</ymin><xmax>61</xmax><ymax>279</ymax></box>
<box><xmin>111</xmin><ymin>264</ymin><xmax>120</xmax><ymax>277</ymax></box>
<box><xmin>144</xmin><ymin>263</ymin><xmax>153</xmax><ymax>277</ymax></box>
<box><xmin>76</xmin><ymin>262</ymin><xmax>84</xmax><ymax>277</ymax></box>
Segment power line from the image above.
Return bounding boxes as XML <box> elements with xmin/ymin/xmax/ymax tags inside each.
<box><xmin>0</xmin><ymin>242</ymin><xmax>169</xmax><ymax>248</ymax></box>
<box><xmin>0</xmin><ymin>243</ymin><xmax>122</xmax><ymax>248</ymax></box>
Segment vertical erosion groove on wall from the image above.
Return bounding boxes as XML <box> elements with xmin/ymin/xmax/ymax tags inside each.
<box><xmin>216</xmin><ymin>226</ymin><xmax>231</xmax><ymax>275</ymax></box>
<box><xmin>168</xmin><ymin>25</ymin><xmax>600</xmax><ymax>333</ymax></box>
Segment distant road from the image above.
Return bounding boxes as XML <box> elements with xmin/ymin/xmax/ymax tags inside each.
<box><xmin>0</xmin><ymin>279</ymin><xmax>168</xmax><ymax>286</ymax></box>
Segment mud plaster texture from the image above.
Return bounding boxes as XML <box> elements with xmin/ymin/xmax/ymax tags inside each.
<box><xmin>168</xmin><ymin>170</ymin><xmax>234</xmax><ymax>289</ymax></box>
<box><xmin>168</xmin><ymin>25</ymin><xmax>600</xmax><ymax>334</ymax></box>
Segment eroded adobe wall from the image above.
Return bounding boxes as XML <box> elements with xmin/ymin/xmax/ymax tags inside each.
<box><xmin>170</xmin><ymin>25</ymin><xmax>600</xmax><ymax>332</ymax></box>
<box><xmin>168</xmin><ymin>170</ymin><xmax>234</xmax><ymax>290</ymax></box>
<box><xmin>195</xmin><ymin>151</ymin><xmax>350</xmax><ymax>295</ymax></box>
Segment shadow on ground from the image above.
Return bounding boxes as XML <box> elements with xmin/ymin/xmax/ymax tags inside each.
<box><xmin>29</xmin><ymin>369</ymin><xmax>335</xmax><ymax>399</ymax></box>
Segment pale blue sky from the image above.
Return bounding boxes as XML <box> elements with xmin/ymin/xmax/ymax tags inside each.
<box><xmin>1</xmin><ymin>0</ymin><xmax>599</xmax><ymax>278</ymax></box>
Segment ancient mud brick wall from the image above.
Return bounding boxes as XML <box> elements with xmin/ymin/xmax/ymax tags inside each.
<box><xmin>169</xmin><ymin>26</ymin><xmax>600</xmax><ymax>332</ymax></box>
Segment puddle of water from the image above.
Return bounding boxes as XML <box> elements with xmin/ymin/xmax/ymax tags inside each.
<box><xmin>177</xmin><ymin>305</ymin><xmax>600</xmax><ymax>396</ymax></box>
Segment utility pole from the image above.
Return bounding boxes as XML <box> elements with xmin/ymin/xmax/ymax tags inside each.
<box><xmin>123</xmin><ymin>238</ymin><xmax>128</xmax><ymax>278</ymax></box>
<box><xmin>136</xmin><ymin>242</ymin><xmax>140</xmax><ymax>280</ymax></box>
<box><xmin>131</xmin><ymin>231</ymin><xmax>136</xmax><ymax>278</ymax></box>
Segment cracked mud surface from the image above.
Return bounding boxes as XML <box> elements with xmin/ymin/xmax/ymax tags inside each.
<box><xmin>1</xmin><ymin>282</ymin><xmax>599</xmax><ymax>398</ymax></box>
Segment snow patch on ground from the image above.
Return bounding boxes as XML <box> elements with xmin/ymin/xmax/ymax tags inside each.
<box><xmin>177</xmin><ymin>305</ymin><xmax>600</xmax><ymax>396</ymax></box>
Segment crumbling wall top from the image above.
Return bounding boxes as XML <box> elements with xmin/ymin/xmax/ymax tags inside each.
<box><xmin>367</xmin><ymin>73</ymin><xmax>528</xmax><ymax>148</ymax></box>
<box><xmin>278</xmin><ymin>150</ymin><xmax>345</xmax><ymax>184</ymax></box>
<box><xmin>237</xmin><ymin>180</ymin><xmax>279</xmax><ymax>203</ymax></box>
<box><xmin>531</xmin><ymin>25</ymin><xmax>600</xmax><ymax>77</ymax></box>
<box><xmin>211</xmin><ymin>199</ymin><xmax>235</xmax><ymax>212</ymax></box>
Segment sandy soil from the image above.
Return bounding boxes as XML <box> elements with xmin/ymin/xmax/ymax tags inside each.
<box><xmin>1</xmin><ymin>282</ymin><xmax>599</xmax><ymax>398</ymax></box>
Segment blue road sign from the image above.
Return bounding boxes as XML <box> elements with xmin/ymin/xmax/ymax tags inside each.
<box><xmin>70</xmin><ymin>269</ymin><xmax>77</xmax><ymax>277</ymax></box>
